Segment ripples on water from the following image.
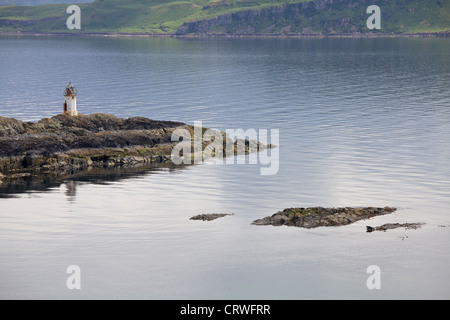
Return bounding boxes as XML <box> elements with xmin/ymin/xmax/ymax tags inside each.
<box><xmin>0</xmin><ymin>36</ymin><xmax>449</xmax><ymax>299</ymax></box>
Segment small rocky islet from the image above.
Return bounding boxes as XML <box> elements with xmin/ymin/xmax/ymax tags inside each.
<box><xmin>251</xmin><ymin>206</ymin><xmax>398</xmax><ymax>228</ymax></box>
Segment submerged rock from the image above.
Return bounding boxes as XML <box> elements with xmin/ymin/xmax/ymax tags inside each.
<box><xmin>366</xmin><ymin>223</ymin><xmax>425</xmax><ymax>232</ymax></box>
<box><xmin>190</xmin><ymin>213</ymin><xmax>233</xmax><ymax>221</ymax></box>
<box><xmin>252</xmin><ymin>207</ymin><xmax>397</xmax><ymax>228</ymax></box>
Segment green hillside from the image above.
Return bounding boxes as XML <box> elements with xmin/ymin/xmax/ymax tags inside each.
<box><xmin>0</xmin><ymin>0</ymin><xmax>449</xmax><ymax>35</ymax></box>
<box><xmin>0</xmin><ymin>0</ymin><xmax>93</xmax><ymax>5</ymax></box>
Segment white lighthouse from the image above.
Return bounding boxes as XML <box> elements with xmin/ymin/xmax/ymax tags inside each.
<box><xmin>63</xmin><ymin>82</ymin><xmax>78</xmax><ymax>116</ymax></box>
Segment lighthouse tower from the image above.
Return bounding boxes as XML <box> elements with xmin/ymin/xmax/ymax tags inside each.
<box><xmin>63</xmin><ymin>82</ymin><xmax>78</xmax><ymax>116</ymax></box>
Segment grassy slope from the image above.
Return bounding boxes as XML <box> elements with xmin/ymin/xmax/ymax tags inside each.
<box><xmin>0</xmin><ymin>0</ymin><xmax>449</xmax><ymax>34</ymax></box>
<box><xmin>0</xmin><ymin>0</ymin><xmax>92</xmax><ymax>4</ymax></box>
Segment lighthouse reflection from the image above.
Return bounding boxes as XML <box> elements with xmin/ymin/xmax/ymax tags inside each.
<box><xmin>65</xmin><ymin>181</ymin><xmax>78</xmax><ymax>202</ymax></box>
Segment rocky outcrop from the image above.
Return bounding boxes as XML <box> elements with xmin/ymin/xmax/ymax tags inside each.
<box><xmin>0</xmin><ymin>114</ymin><xmax>182</xmax><ymax>151</ymax></box>
<box><xmin>0</xmin><ymin>113</ymin><xmax>182</xmax><ymax>174</ymax></box>
<box><xmin>252</xmin><ymin>207</ymin><xmax>397</xmax><ymax>228</ymax></box>
<box><xmin>0</xmin><ymin>113</ymin><xmax>270</xmax><ymax>177</ymax></box>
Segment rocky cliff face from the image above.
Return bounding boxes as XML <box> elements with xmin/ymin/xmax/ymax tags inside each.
<box><xmin>176</xmin><ymin>0</ymin><xmax>437</xmax><ymax>36</ymax></box>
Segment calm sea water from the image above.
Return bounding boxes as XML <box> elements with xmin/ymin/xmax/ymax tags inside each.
<box><xmin>0</xmin><ymin>36</ymin><xmax>449</xmax><ymax>299</ymax></box>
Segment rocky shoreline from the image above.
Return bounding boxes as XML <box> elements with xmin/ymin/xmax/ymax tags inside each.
<box><xmin>0</xmin><ymin>113</ymin><xmax>180</xmax><ymax>177</ymax></box>
<box><xmin>0</xmin><ymin>113</ymin><xmax>270</xmax><ymax>179</ymax></box>
<box><xmin>1</xmin><ymin>31</ymin><xmax>449</xmax><ymax>39</ymax></box>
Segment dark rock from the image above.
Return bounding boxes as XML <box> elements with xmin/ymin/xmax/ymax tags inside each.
<box><xmin>0</xmin><ymin>114</ymin><xmax>178</xmax><ymax>158</ymax></box>
<box><xmin>0</xmin><ymin>114</ymin><xmax>184</xmax><ymax>173</ymax></box>
<box><xmin>366</xmin><ymin>223</ymin><xmax>425</xmax><ymax>232</ymax></box>
<box><xmin>190</xmin><ymin>213</ymin><xmax>233</xmax><ymax>221</ymax></box>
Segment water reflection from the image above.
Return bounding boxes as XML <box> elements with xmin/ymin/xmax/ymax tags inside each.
<box><xmin>64</xmin><ymin>181</ymin><xmax>77</xmax><ymax>202</ymax></box>
<box><xmin>0</xmin><ymin>163</ymin><xmax>189</xmax><ymax>200</ymax></box>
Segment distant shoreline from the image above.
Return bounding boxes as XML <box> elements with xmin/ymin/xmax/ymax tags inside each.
<box><xmin>1</xmin><ymin>31</ymin><xmax>449</xmax><ymax>39</ymax></box>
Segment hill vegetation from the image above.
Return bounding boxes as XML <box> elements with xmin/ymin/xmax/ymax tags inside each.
<box><xmin>0</xmin><ymin>0</ymin><xmax>92</xmax><ymax>5</ymax></box>
<box><xmin>0</xmin><ymin>0</ymin><xmax>449</xmax><ymax>35</ymax></box>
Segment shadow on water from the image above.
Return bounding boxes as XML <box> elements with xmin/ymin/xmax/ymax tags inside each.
<box><xmin>0</xmin><ymin>162</ymin><xmax>190</xmax><ymax>199</ymax></box>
